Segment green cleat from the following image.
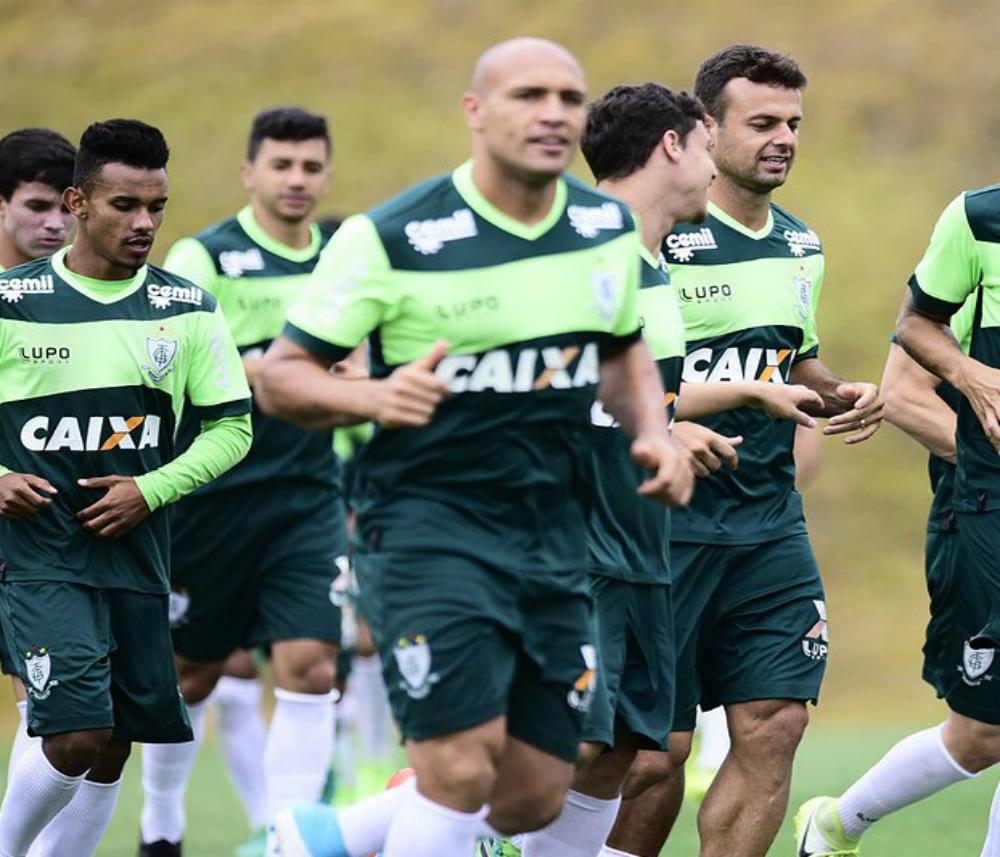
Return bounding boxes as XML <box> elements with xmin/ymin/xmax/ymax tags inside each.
<box><xmin>476</xmin><ymin>838</ymin><xmax>521</xmax><ymax>857</ymax></box>
<box><xmin>794</xmin><ymin>796</ymin><xmax>860</xmax><ymax>856</ymax></box>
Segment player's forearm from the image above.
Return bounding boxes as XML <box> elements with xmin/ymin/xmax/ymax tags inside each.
<box><xmin>675</xmin><ymin>381</ymin><xmax>778</xmax><ymax>419</ymax></box>
<box><xmin>788</xmin><ymin>358</ymin><xmax>850</xmax><ymax>417</ymax></box>
<box><xmin>896</xmin><ymin>300</ymin><xmax>971</xmax><ymax>392</ymax></box>
<box><xmin>598</xmin><ymin>338</ymin><xmax>669</xmax><ymax>439</ymax></box>
<box><xmin>884</xmin><ymin>394</ymin><xmax>957</xmax><ymax>462</ymax></box>
<box><xmin>134</xmin><ymin>414</ymin><xmax>252</xmax><ymax>511</ymax></box>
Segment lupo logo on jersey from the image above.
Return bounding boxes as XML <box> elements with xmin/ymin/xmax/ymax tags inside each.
<box><xmin>435</xmin><ymin>342</ymin><xmax>599</xmax><ymax>394</ymax></box>
<box><xmin>17</xmin><ymin>346</ymin><xmax>71</xmax><ymax>364</ymax></box>
<box><xmin>802</xmin><ymin>600</ymin><xmax>829</xmax><ymax>661</ymax></box>
<box><xmin>20</xmin><ymin>415</ymin><xmax>162</xmax><ymax>452</ymax></box>
<box><xmin>683</xmin><ymin>346</ymin><xmax>796</xmax><ymax>384</ymax></box>
<box><xmin>405</xmin><ymin>208</ymin><xmax>478</xmax><ymax>255</ymax></box>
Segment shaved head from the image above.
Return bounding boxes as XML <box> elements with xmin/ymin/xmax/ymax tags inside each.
<box><xmin>470</xmin><ymin>37</ymin><xmax>583</xmax><ymax>94</ymax></box>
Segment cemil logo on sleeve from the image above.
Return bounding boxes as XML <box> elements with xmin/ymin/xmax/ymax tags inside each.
<box><xmin>20</xmin><ymin>415</ymin><xmax>161</xmax><ymax>452</ymax></box>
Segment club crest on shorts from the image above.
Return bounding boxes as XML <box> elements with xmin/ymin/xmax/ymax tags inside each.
<box><xmin>567</xmin><ymin>644</ymin><xmax>598</xmax><ymax>712</ymax></box>
<box><xmin>24</xmin><ymin>645</ymin><xmax>57</xmax><ymax>700</ymax></box>
<box><xmin>960</xmin><ymin>641</ymin><xmax>995</xmax><ymax>686</ymax></box>
<box><xmin>143</xmin><ymin>336</ymin><xmax>178</xmax><ymax>384</ymax></box>
<box><xmin>393</xmin><ymin>633</ymin><xmax>439</xmax><ymax>699</ymax></box>
<box><xmin>168</xmin><ymin>589</ymin><xmax>191</xmax><ymax>628</ymax></box>
<box><xmin>801</xmin><ymin>600</ymin><xmax>829</xmax><ymax>661</ymax></box>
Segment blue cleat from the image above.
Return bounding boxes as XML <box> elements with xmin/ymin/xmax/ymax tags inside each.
<box><xmin>273</xmin><ymin>805</ymin><xmax>349</xmax><ymax>857</ymax></box>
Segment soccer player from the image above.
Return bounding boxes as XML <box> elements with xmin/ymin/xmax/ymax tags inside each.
<box><xmin>605</xmin><ymin>45</ymin><xmax>883</xmax><ymax>857</ymax></box>
<box><xmin>0</xmin><ymin>126</ymin><xmax>77</xmax><ymax>784</ymax></box>
<box><xmin>0</xmin><ymin>118</ymin><xmax>251</xmax><ymax>857</ymax></box>
<box><xmin>256</xmin><ymin>36</ymin><xmax>693</xmax><ymax>857</ymax></box>
<box><xmin>137</xmin><ymin>107</ymin><xmax>344</xmax><ymax>857</ymax></box>
<box><xmin>793</xmin><ymin>297</ymin><xmax>999</xmax><ymax>855</ymax></box>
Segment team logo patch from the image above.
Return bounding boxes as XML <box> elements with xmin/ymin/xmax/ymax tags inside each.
<box><xmin>24</xmin><ymin>645</ymin><xmax>57</xmax><ymax>700</ymax></box>
<box><xmin>567</xmin><ymin>644</ymin><xmax>597</xmax><ymax>712</ymax></box>
<box><xmin>219</xmin><ymin>248</ymin><xmax>265</xmax><ymax>278</ymax></box>
<box><xmin>405</xmin><ymin>209</ymin><xmax>477</xmax><ymax>255</ymax></box>
<box><xmin>568</xmin><ymin>203</ymin><xmax>624</xmax><ymax>238</ymax></box>
<box><xmin>960</xmin><ymin>641</ymin><xmax>995</xmax><ymax>686</ymax></box>
<box><xmin>590</xmin><ymin>271</ymin><xmax>619</xmax><ymax>323</ymax></box>
<box><xmin>148</xmin><ymin>282</ymin><xmax>204</xmax><ymax>309</ymax></box>
<box><xmin>784</xmin><ymin>228</ymin><xmax>822</xmax><ymax>257</ymax></box>
<box><xmin>393</xmin><ymin>633</ymin><xmax>440</xmax><ymax>699</ymax></box>
<box><xmin>665</xmin><ymin>227</ymin><xmax>718</xmax><ymax>262</ymax></box>
<box><xmin>801</xmin><ymin>600</ymin><xmax>829</xmax><ymax>661</ymax></box>
<box><xmin>0</xmin><ymin>274</ymin><xmax>55</xmax><ymax>303</ymax></box>
<box><xmin>168</xmin><ymin>589</ymin><xmax>191</xmax><ymax>628</ymax></box>
<box><xmin>143</xmin><ymin>337</ymin><xmax>178</xmax><ymax>383</ymax></box>
<box><xmin>793</xmin><ymin>271</ymin><xmax>813</xmax><ymax>322</ymax></box>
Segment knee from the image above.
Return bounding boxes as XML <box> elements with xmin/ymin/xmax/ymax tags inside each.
<box><xmin>275</xmin><ymin>644</ymin><xmax>337</xmax><ymax>695</ymax></box>
<box><xmin>489</xmin><ymin>769</ymin><xmax>572</xmax><ymax>833</ymax></box>
<box><xmin>88</xmin><ymin>738</ymin><xmax>132</xmax><ymax>783</ymax></box>
<box><xmin>43</xmin><ymin>730</ymin><xmax>112</xmax><ymax>777</ymax></box>
<box><xmin>177</xmin><ymin>660</ymin><xmax>224</xmax><ymax>704</ymax></box>
<box><xmin>731</xmin><ymin>701</ymin><xmax>809</xmax><ymax>762</ymax></box>
<box><xmin>620</xmin><ymin>737</ymin><xmax>690</xmax><ymax>800</ymax></box>
<box><xmin>944</xmin><ymin>718</ymin><xmax>1000</xmax><ymax>773</ymax></box>
<box><xmin>285</xmin><ymin>657</ymin><xmax>336</xmax><ymax>696</ymax></box>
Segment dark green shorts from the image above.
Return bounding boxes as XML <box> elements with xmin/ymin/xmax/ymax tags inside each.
<box><xmin>357</xmin><ymin>550</ymin><xmax>595</xmax><ymax>763</ymax></box>
<box><xmin>670</xmin><ymin>534</ymin><xmax>827</xmax><ymax>732</ymax></box>
<box><xmin>0</xmin><ymin>581</ymin><xmax>15</xmax><ymax>676</ymax></box>
<box><xmin>923</xmin><ymin>524</ymin><xmax>1000</xmax><ymax>722</ymax></box>
<box><xmin>0</xmin><ymin>581</ymin><xmax>192</xmax><ymax>743</ymax></box>
<box><xmin>583</xmin><ymin>576</ymin><xmax>673</xmax><ymax>751</ymax></box>
<box><xmin>170</xmin><ymin>484</ymin><xmax>347</xmax><ymax>663</ymax></box>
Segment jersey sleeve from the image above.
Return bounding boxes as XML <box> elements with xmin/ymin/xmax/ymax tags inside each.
<box><xmin>284</xmin><ymin>214</ymin><xmax>392</xmax><ymax>362</ymax></box>
<box><xmin>797</xmin><ymin>254</ymin><xmax>824</xmax><ymax>361</ymax></box>
<box><xmin>609</xmin><ymin>235</ymin><xmax>643</xmax><ymax>343</ymax></box>
<box><xmin>910</xmin><ymin>193</ymin><xmax>981</xmax><ymax>316</ymax></box>
<box><xmin>637</xmin><ymin>285</ymin><xmax>686</xmax><ymax>362</ymax></box>
<box><xmin>185</xmin><ymin>305</ymin><xmax>253</xmax><ymax>419</ymax></box>
<box><xmin>951</xmin><ymin>291</ymin><xmax>977</xmax><ymax>354</ymax></box>
<box><xmin>163</xmin><ymin>238</ymin><xmax>218</xmax><ymax>291</ymax></box>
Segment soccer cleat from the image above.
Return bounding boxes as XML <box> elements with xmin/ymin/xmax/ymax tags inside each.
<box><xmin>273</xmin><ymin>804</ymin><xmax>350</xmax><ymax>857</ymax></box>
<box><xmin>794</xmin><ymin>796</ymin><xmax>860</xmax><ymax>856</ymax></box>
<box><xmin>476</xmin><ymin>838</ymin><xmax>521</xmax><ymax>857</ymax></box>
<box><xmin>234</xmin><ymin>827</ymin><xmax>267</xmax><ymax>857</ymax></box>
<box><xmin>138</xmin><ymin>841</ymin><xmax>182</xmax><ymax>857</ymax></box>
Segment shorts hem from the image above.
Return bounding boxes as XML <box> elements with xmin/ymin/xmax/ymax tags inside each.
<box><xmin>507</xmin><ymin>717</ymin><xmax>581</xmax><ymax>763</ymax></box>
<box><xmin>400</xmin><ymin>700</ymin><xmax>506</xmax><ymax>744</ymax></box>
<box><xmin>702</xmin><ymin>686</ymin><xmax>821</xmax><ymax>712</ymax></box>
<box><xmin>28</xmin><ymin>715</ymin><xmax>114</xmax><ymax>738</ymax></box>
<box><xmin>943</xmin><ymin>695</ymin><xmax>1000</xmax><ymax>726</ymax></box>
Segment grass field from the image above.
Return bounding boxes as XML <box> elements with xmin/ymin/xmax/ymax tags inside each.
<box><xmin>57</xmin><ymin>724</ymin><xmax>993</xmax><ymax>856</ymax></box>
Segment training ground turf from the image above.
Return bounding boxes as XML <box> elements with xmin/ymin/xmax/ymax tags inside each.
<box><xmin>63</xmin><ymin>725</ymin><xmax>995</xmax><ymax>855</ymax></box>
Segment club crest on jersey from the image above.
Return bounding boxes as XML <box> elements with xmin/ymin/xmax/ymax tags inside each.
<box><xmin>960</xmin><ymin>641</ymin><xmax>995</xmax><ymax>686</ymax></box>
<box><xmin>219</xmin><ymin>248</ymin><xmax>265</xmax><ymax>278</ymax></box>
<box><xmin>784</xmin><ymin>228</ymin><xmax>821</xmax><ymax>258</ymax></box>
<box><xmin>590</xmin><ymin>271</ymin><xmax>619</xmax><ymax>323</ymax></box>
<box><xmin>802</xmin><ymin>600</ymin><xmax>829</xmax><ymax>661</ymax></box>
<box><xmin>24</xmin><ymin>645</ymin><xmax>57</xmax><ymax>700</ymax></box>
<box><xmin>143</xmin><ymin>337</ymin><xmax>178</xmax><ymax>383</ymax></box>
<box><xmin>568</xmin><ymin>203</ymin><xmax>624</xmax><ymax>238</ymax></box>
<box><xmin>393</xmin><ymin>634</ymin><xmax>439</xmax><ymax>699</ymax></box>
<box><xmin>405</xmin><ymin>208</ymin><xmax>477</xmax><ymax>255</ymax></box>
<box><xmin>0</xmin><ymin>274</ymin><xmax>55</xmax><ymax>303</ymax></box>
<box><xmin>665</xmin><ymin>228</ymin><xmax>718</xmax><ymax>262</ymax></box>
<box><xmin>793</xmin><ymin>272</ymin><xmax>813</xmax><ymax>322</ymax></box>
<box><xmin>567</xmin><ymin>644</ymin><xmax>598</xmax><ymax>712</ymax></box>
<box><xmin>168</xmin><ymin>589</ymin><xmax>191</xmax><ymax>629</ymax></box>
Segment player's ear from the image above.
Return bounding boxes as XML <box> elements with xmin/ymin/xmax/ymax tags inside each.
<box><xmin>704</xmin><ymin>114</ymin><xmax>719</xmax><ymax>143</ymax></box>
<box><xmin>661</xmin><ymin>129</ymin><xmax>682</xmax><ymax>163</ymax></box>
<box><xmin>239</xmin><ymin>159</ymin><xmax>254</xmax><ymax>192</ymax></box>
<box><xmin>63</xmin><ymin>186</ymin><xmax>87</xmax><ymax>220</ymax></box>
<box><xmin>462</xmin><ymin>91</ymin><xmax>484</xmax><ymax>132</ymax></box>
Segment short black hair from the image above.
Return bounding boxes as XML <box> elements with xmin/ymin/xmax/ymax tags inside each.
<box><xmin>582</xmin><ymin>83</ymin><xmax>706</xmax><ymax>182</ymax></box>
<box><xmin>695</xmin><ymin>45</ymin><xmax>807</xmax><ymax>120</ymax></box>
<box><xmin>0</xmin><ymin>128</ymin><xmax>76</xmax><ymax>201</ymax></box>
<box><xmin>73</xmin><ymin>119</ymin><xmax>170</xmax><ymax>192</ymax></box>
<box><xmin>247</xmin><ymin>107</ymin><xmax>331</xmax><ymax>161</ymax></box>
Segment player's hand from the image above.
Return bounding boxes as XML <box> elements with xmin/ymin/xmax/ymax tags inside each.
<box><xmin>750</xmin><ymin>384</ymin><xmax>822</xmax><ymax>427</ymax></box>
<box><xmin>956</xmin><ymin>362</ymin><xmax>1000</xmax><ymax>453</ymax></box>
<box><xmin>0</xmin><ymin>473</ymin><xmax>57</xmax><ymax>521</ymax></box>
<box><xmin>374</xmin><ymin>340</ymin><xmax>451</xmax><ymax>429</ymax></box>
<box><xmin>631</xmin><ymin>432</ymin><xmax>695</xmax><ymax>507</ymax></box>
<box><xmin>824</xmin><ymin>381</ymin><xmax>882</xmax><ymax>444</ymax></box>
<box><xmin>672</xmin><ymin>423</ymin><xmax>743</xmax><ymax>478</ymax></box>
<box><xmin>76</xmin><ymin>475</ymin><xmax>151</xmax><ymax>539</ymax></box>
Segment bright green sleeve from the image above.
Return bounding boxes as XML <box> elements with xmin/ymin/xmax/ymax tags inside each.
<box><xmin>186</xmin><ymin>304</ymin><xmax>252</xmax><ymax>417</ymax></box>
<box><xmin>134</xmin><ymin>414</ymin><xmax>252</xmax><ymax>510</ymax></box>
<box><xmin>911</xmin><ymin>193</ymin><xmax>981</xmax><ymax>315</ymax></box>
<box><xmin>284</xmin><ymin>214</ymin><xmax>392</xmax><ymax>361</ymax></box>
<box><xmin>637</xmin><ymin>284</ymin><xmax>686</xmax><ymax>361</ymax></box>
<box><xmin>951</xmin><ymin>292</ymin><xmax>977</xmax><ymax>354</ymax></box>
<box><xmin>800</xmin><ymin>254</ymin><xmax>824</xmax><ymax>358</ymax></box>
<box><xmin>163</xmin><ymin>238</ymin><xmax>218</xmax><ymax>291</ymax></box>
<box><xmin>610</xmin><ymin>233</ymin><xmax>643</xmax><ymax>340</ymax></box>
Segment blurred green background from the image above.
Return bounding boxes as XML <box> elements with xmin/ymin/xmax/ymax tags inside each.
<box><xmin>1</xmin><ymin>0</ymin><xmax>997</xmax><ymax>849</ymax></box>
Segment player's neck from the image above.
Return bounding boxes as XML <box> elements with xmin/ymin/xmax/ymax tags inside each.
<box><xmin>65</xmin><ymin>243</ymin><xmax>138</xmax><ymax>282</ymax></box>
<box><xmin>250</xmin><ymin>201</ymin><xmax>313</xmax><ymax>249</ymax></box>
<box><xmin>471</xmin><ymin>159</ymin><xmax>559</xmax><ymax>225</ymax></box>
<box><xmin>0</xmin><ymin>236</ymin><xmax>30</xmax><ymax>270</ymax></box>
<box><xmin>598</xmin><ymin>178</ymin><xmax>672</xmax><ymax>256</ymax></box>
<box><xmin>709</xmin><ymin>178</ymin><xmax>771</xmax><ymax>231</ymax></box>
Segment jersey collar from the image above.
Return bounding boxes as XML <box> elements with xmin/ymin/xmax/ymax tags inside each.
<box><xmin>237</xmin><ymin>206</ymin><xmax>322</xmax><ymax>262</ymax></box>
<box><xmin>53</xmin><ymin>247</ymin><xmax>148</xmax><ymax>304</ymax></box>
<box><xmin>452</xmin><ymin>160</ymin><xmax>567</xmax><ymax>241</ymax></box>
<box><xmin>708</xmin><ymin>200</ymin><xmax>774</xmax><ymax>240</ymax></box>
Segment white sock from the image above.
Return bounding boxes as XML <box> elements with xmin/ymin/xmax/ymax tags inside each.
<box><xmin>7</xmin><ymin>702</ymin><xmax>39</xmax><ymax>788</ymax></box>
<box><xmin>352</xmin><ymin>655</ymin><xmax>396</xmax><ymax>762</ymax></box>
<box><xmin>694</xmin><ymin>706</ymin><xmax>730</xmax><ymax>771</ymax></box>
<box><xmin>520</xmin><ymin>790</ymin><xmax>622</xmax><ymax>857</ymax></box>
<box><xmin>837</xmin><ymin>724</ymin><xmax>977</xmax><ymax>839</ymax></box>
<box><xmin>0</xmin><ymin>742</ymin><xmax>84</xmax><ymax>856</ymax></box>
<box><xmin>981</xmin><ymin>775</ymin><xmax>1000</xmax><ymax>856</ymax></box>
<box><xmin>382</xmin><ymin>789</ymin><xmax>486</xmax><ymax>857</ymax></box>
<box><xmin>213</xmin><ymin>676</ymin><xmax>268</xmax><ymax>829</ymax></box>
<box><xmin>598</xmin><ymin>848</ymin><xmax>641</xmax><ymax>857</ymax></box>
<box><xmin>336</xmin><ymin>775</ymin><xmax>415</xmax><ymax>855</ymax></box>
<box><xmin>29</xmin><ymin>778</ymin><xmax>121</xmax><ymax>857</ymax></box>
<box><xmin>139</xmin><ymin>698</ymin><xmax>209</xmax><ymax>844</ymax></box>
<box><xmin>265</xmin><ymin>689</ymin><xmax>336</xmax><ymax>820</ymax></box>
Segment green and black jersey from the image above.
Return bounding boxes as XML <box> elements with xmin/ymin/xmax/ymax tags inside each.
<box><xmin>0</xmin><ymin>249</ymin><xmax>251</xmax><ymax>592</ymax></box>
<box><xmin>286</xmin><ymin>161</ymin><xmax>642</xmax><ymax>573</ymax></box>
<box><xmin>665</xmin><ymin>201</ymin><xmax>824</xmax><ymax>545</ymax></box>
<box><xmin>166</xmin><ymin>207</ymin><xmax>340</xmax><ymax>492</ymax></box>
<box><xmin>587</xmin><ymin>249</ymin><xmax>684</xmax><ymax>582</ymax></box>
<box><xmin>909</xmin><ymin>185</ymin><xmax>1000</xmax><ymax>514</ymax></box>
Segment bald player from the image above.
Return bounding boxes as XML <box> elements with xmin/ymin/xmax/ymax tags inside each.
<box><xmin>259</xmin><ymin>37</ymin><xmax>693</xmax><ymax>857</ymax></box>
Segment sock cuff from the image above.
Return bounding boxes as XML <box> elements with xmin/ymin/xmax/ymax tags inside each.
<box><xmin>352</xmin><ymin>654</ymin><xmax>382</xmax><ymax>675</ymax></box>
<box><xmin>215</xmin><ymin>675</ymin><xmax>264</xmax><ymax>703</ymax></box>
<box><xmin>600</xmin><ymin>848</ymin><xmax>641</xmax><ymax>857</ymax></box>
<box><xmin>37</xmin><ymin>746</ymin><xmax>86</xmax><ymax>788</ymax></box>
<box><xmin>412</xmin><ymin>789</ymin><xmax>488</xmax><ymax>823</ymax></box>
<box><xmin>15</xmin><ymin>700</ymin><xmax>27</xmax><ymax>716</ymax></box>
<box><xmin>82</xmin><ymin>777</ymin><xmax>122</xmax><ymax>790</ymax></box>
<box><xmin>936</xmin><ymin>723</ymin><xmax>981</xmax><ymax>779</ymax></box>
<box><xmin>565</xmin><ymin>789</ymin><xmax>622</xmax><ymax>813</ymax></box>
<box><xmin>187</xmin><ymin>697</ymin><xmax>211</xmax><ymax>716</ymax></box>
<box><xmin>274</xmin><ymin>688</ymin><xmax>337</xmax><ymax>705</ymax></box>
